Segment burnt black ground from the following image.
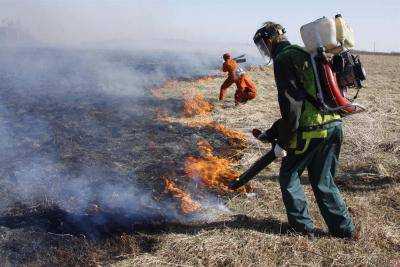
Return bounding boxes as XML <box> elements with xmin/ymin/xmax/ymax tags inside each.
<box><xmin>0</xmin><ymin>46</ymin><xmax>245</xmax><ymax>265</ymax></box>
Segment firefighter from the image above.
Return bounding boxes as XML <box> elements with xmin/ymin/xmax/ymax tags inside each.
<box><xmin>219</xmin><ymin>53</ymin><xmax>257</xmax><ymax>105</ymax></box>
<box><xmin>252</xmin><ymin>22</ymin><xmax>357</xmax><ymax>239</ymax></box>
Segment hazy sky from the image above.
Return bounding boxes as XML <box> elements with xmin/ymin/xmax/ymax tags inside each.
<box><xmin>1</xmin><ymin>0</ymin><xmax>399</xmax><ymax>52</ymax></box>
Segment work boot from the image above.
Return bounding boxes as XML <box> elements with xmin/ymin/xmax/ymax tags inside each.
<box><xmin>331</xmin><ymin>224</ymin><xmax>361</xmax><ymax>240</ymax></box>
<box><xmin>287</xmin><ymin>226</ymin><xmax>327</xmax><ymax>240</ymax></box>
<box><xmin>305</xmin><ymin>228</ymin><xmax>329</xmax><ymax>240</ymax></box>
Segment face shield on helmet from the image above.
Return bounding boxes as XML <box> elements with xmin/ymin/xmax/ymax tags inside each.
<box><xmin>253</xmin><ymin>25</ymin><xmax>286</xmax><ymax>64</ymax></box>
<box><xmin>254</xmin><ymin>33</ymin><xmax>271</xmax><ymax>61</ymax></box>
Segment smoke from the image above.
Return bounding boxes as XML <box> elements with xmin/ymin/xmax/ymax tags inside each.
<box><xmin>0</xmin><ymin>33</ymin><xmax>236</xmax><ymax>237</ymax></box>
<box><xmin>0</xmin><ymin>44</ymin><xmax>221</xmax><ymax>210</ymax></box>
<box><xmin>0</xmin><ymin>0</ymin><xmax>167</xmax><ymax>45</ymax></box>
<box><xmin>0</xmin><ymin>1</ymin><xmax>264</xmax><ymax>236</ymax></box>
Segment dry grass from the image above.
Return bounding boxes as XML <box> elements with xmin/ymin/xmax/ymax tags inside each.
<box><xmin>116</xmin><ymin>54</ymin><xmax>400</xmax><ymax>266</ymax></box>
<box><xmin>0</xmin><ymin>54</ymin><xmax>398</xmax><ymax>266</ymax></box>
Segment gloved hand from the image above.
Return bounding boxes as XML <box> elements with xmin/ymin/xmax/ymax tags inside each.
<box><xmin>253</xmin><ymin>128</ymin><xmax>276</xmax><ymax>143</ymax></box>
<box><xmin>273</xmin><ymin>144</ymin><xmax>287</xmax><ymax>158</ymax></box>
<box><xmin>252</xmin><ymin>128</ymin><xmax>262</xmax><ymax>139</ymax></box>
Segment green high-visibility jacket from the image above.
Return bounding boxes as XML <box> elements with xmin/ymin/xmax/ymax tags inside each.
<box><xmin>268</xmin><ymin>41</ymin><xmax>341</xmax><ymax>149</ymax></box>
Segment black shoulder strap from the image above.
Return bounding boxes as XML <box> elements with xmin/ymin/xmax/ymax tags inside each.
<box><xmin>305</xmin><ymin>92</ymin><xmax>326</xmax><ymax>112</ymax></box>
<box><xmin>285</xmin><ymin>45</ymin><xmax>327</xmax><ymax>113</ymax></box>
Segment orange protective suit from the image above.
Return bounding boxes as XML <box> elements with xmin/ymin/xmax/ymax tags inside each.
<box><xmin>219</xmin><ymin>58</ymin><xmax>257</xmax><ymax>104</ymax></box>
<box><xmin>234</xmin><ymin>75</ymin><xmax>257</xmax><ymax>104</ymax></box>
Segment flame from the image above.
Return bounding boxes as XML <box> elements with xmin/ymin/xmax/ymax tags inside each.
<box><xmin>151</xmin><ymin>75</ymin><xmax>250</xmax><ymax>215</ymax></box>
<box><xmin>209</xmin><ymin>122</ymin><xmax>246</xmax><ymax>144</ymax></box>
<box><xmin>183</xmin><ymin>119</ymin><xmax>247</xmax><ymax>148</ymax></box>
<box><xmin>196</xmin><ymin>76</ymin><xmax>215</xmax><ymax>84</ymax></box>
<box><xmin>183</xmin><ymin>92</ymin><xmax>214</xmax><ymax>117</ymax></box>
<box><xmin>163</xmin><ymin>178</ymin><xmax>201</xmax><ymax>214</ymax></box>
<box><xmin>151</xmin><ymin>76</ymin><xmax>221</xmax><ymax>100</ymax></box>
<box><xmin>185</xmin><ymin>139</ymin><xmax>243</xmax><ymax>192</ymax></box>
<box><xmin>197</xmin><ymin>139</ymin><xmax>214</xmax><ymax>156</ymax></box>
<box><xmin>183</xmin><ymin>74</ymin><xmax>223</xmax><ymax>84</ymax></box>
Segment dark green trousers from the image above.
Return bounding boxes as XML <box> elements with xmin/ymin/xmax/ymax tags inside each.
<box><xmin>279</xmin><ymin>123</ymin><xmax>354</xmax><ymax>237</ymax></box>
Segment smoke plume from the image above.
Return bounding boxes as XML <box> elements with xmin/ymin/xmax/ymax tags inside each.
<box><xmin>0</xmin><ymin>2</ymin><xmax>263</xmax><ymax>237</ymax></box>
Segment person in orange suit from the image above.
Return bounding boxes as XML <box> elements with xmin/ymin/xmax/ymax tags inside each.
<box><xmin>219</xmin><ymin>53</ymin><xmax>257</xmax><ymax>105</ymax></box>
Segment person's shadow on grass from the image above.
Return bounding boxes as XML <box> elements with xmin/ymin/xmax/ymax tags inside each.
<box><xmin>158</xmin><ymin>214</ymin><xmax>328</xmax><ymax>238</ymax></box>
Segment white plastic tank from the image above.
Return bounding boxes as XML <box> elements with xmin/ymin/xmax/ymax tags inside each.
<box><xmin>335</xmin><ymin>14</ymin><xmax>355</xmax><ymax>49</ymax></box>
<box><xmin>300</xmin><ymin>17</ymin><xmax>338</xmax><ymax>53</ymax></box>
<box><xmin>235</xmin><ymin>65</ymin><xmax>246</xmax><ymax>77</ymax></box>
